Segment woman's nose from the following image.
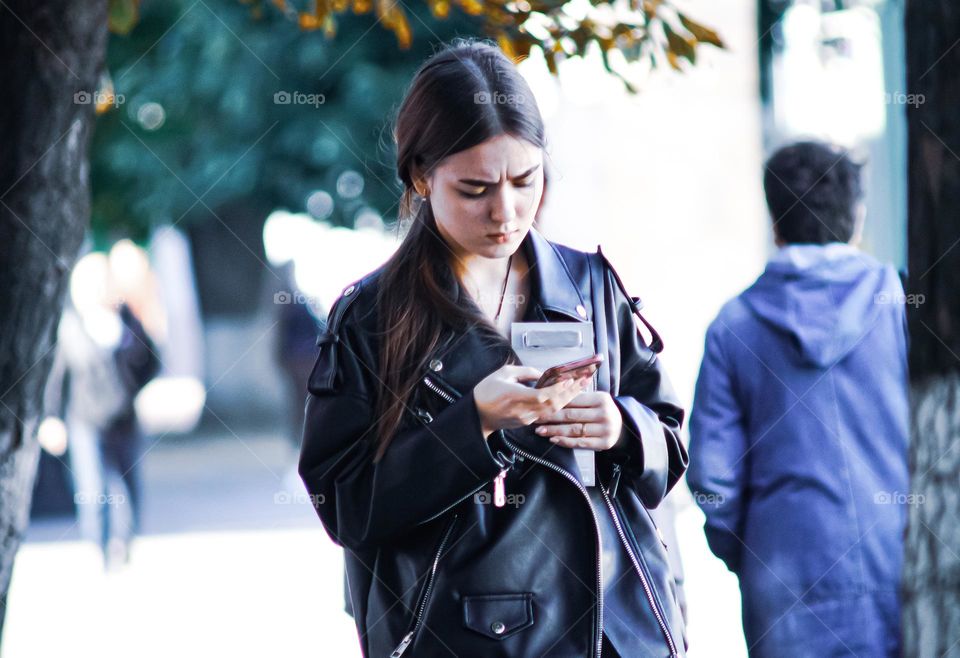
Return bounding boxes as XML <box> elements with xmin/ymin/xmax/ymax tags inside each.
<box><xmin>490</xmin><ymin>186</ymin><xmax>517</xmax><ymax>224</ymax></box>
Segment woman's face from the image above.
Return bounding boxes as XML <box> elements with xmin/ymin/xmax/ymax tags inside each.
<box><xmin>421</xmin><ymin>134</ymin><xmax>544</xmax><ymax>262</ymax></box>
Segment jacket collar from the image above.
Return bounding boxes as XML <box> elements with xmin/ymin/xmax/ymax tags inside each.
<box><xmin>521</xmin><ymin>226</ymin><xmax>589</xmax><ymax>323</ymax></box>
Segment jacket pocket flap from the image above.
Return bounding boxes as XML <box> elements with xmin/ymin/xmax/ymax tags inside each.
<box><xmin>462</xmin><ymin>592</ymin><xmax>534</xmax><ymax>640</ymax></box>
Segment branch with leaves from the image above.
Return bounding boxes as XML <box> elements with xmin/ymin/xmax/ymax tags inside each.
<box><xmin>284</xmin><ymin>0</ymin><xmax>723</xmax><ymax>91</ymax></box>
<box><xmin>109</xmin><ymin>0</ymin><xmax>723</xmax><ymax>93</ymax></box>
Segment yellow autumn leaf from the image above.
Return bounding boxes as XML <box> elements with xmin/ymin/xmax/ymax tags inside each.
<box><xmin>298</xmin><ymin>11</ymin><xmax>321</xmax><ymax>28</ymax></box>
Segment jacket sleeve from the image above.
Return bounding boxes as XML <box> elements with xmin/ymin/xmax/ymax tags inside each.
<box><xmin>686</xmin><ymin>322</ymin><xmax>747</xmax><ymax>574</ymax></box>
<box><xmin>298</xmin><ymin>290</ymin><xmax>507</xmax><ymax>552</ymax></box>
<box><xmin>602</xmin><ymin>264</ymin><xmax>688</xmax><ymax>509</ymax></box>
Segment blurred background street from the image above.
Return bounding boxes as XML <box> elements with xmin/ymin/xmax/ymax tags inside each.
<box><xmin>6</xmin><ymin>427</ymin><xmax>363</xmax><ymax>658</ymax></box>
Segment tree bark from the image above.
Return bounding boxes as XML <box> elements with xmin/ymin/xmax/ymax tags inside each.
<box><xmin>903</xmin><ymin>1</ymin><xmax>960</xmax><ymax>655</ymax></box>
<box><xmin>0</xmin><ymin>0</ymin><xmax>108</xmax><ymax>638</ymax></box>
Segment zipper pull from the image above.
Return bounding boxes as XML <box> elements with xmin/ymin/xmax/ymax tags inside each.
<box><xmin>390</xmin><ymin>631</ymin><xmax>414</xmax><ymax>657</ymax></box>
<box><xmin>607</xmin><ymin>462</ymin><xmax>623</xmax><ymax>498</ymax></box>
<box><xmin>493</xmin><ymin>468</ymin><xmax>508</xmax><ymax>507</ymax></box>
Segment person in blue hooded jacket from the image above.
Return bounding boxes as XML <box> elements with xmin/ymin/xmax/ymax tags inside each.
<box><xmin>687</xmin><ymin>141</ymin><xmax>909</xmax><ymax>657</ymax></box>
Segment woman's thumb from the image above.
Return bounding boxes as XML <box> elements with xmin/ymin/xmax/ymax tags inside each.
<box><xmin>501</xmin><ymin>364</ymin><xmax>542</xmax><ymax>381</ymax></box>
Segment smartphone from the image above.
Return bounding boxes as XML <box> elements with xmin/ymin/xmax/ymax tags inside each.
<box><xmin>534</xmin><ymin>353</ymin><xmax>604</xmax><ymax>389</ymax></box>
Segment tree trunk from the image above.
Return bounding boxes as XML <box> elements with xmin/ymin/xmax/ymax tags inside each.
<box><xmin>0</xmin><ymin>0</ymin><xmax>107</xmax><ymax>639</ymax></box>
<box><xmin>903</xmin><ymin>1</ymin><xmax>960</xmax><ymax>655</ymax></box>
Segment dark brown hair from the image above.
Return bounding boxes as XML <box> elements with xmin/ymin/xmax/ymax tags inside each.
<box><xmin>763</xmin><ymin>140</ymin><xmax>864</xmax><ymax>245</ymax></box>
<box><xmin>372</xmin><ymin>38</ymin><xmax>548</xmax><ymax>462</ymax></box>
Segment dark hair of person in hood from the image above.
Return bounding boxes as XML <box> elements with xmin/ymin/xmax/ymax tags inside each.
<box><xmin>763</xmin><ymin>140</ymin><xmax>865</xmax><ymax>245</ymax></box>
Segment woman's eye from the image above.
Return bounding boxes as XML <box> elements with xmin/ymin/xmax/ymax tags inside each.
<box><xmin>458</xmin><ymin>179</ymin><xmax>533</xmax><ymax>198</ymax></box>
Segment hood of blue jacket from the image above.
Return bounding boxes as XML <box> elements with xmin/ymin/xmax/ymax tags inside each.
<box><xmin>741</xmin><ymin>244</ymin><xmax>900</xmax><ymax>368</ymax></box>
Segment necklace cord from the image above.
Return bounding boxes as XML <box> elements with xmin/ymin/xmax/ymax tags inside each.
<box><xmin>493</xmin><ymin>252</ymin><xmax>513</xmax><ymax>322</ymax></box>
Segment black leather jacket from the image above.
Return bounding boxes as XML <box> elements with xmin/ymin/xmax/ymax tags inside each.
<box><xmin>300</xmin><ymin>227</ymin><xmax>688</xmax><ymax>657</ymax></box>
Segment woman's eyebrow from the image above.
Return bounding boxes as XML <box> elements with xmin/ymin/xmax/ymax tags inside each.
<box><xmin>458</xmin><ymin>163</ymin><xmax>541</xmax><ymax>186</ymax></box>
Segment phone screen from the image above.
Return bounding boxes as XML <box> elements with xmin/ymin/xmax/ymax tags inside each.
<box><xmin>534</xmin><ymin>354</ymin><xmax>603</xmax><ymax>388</ymax></box>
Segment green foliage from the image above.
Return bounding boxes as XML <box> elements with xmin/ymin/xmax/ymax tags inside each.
<box><xmin>92</xmin><ymin>0</ymin><xmax>475</xmax><ymax>238</ymax></box>
<box><xmin>93</xmin><ymin>0</ymin><xmax>723</xmax><ymax>237</ymax></box>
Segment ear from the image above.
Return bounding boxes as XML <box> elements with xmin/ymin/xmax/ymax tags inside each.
<box><xmin>411</xmin><ymin>164</ymin><xmax>431</xmax><ymax>197</ymax></box>
<box><xmin>770</xmin><ymin>216</ymin><xmax>784</xmax><ymax>247</ymax></box>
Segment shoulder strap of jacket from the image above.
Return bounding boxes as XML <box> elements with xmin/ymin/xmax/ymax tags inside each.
<box><xmin>587</xmin><ymin>249</ymin><xmax>613</xmax><ymax>393</ymax></box>
<box><xmin>595</xmin><ymin>245</ymin><xmax>664</xmax><ymax>354</ymax></box>
<box><xmin>311</xmin><ymin>278</ymin><xmax>365</xmax><ymax>393</ymax></box>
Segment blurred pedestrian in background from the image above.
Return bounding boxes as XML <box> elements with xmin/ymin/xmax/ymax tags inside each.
<box><xmin>687</xmin><ymin>141</ymin><xmax>908</xmax><ymax>657</ymax></box>
<box><xmin>272</xmin><ymin>261</ymin><xmax>325</xmax><ymax>491</ymax></box>
<box><xmin>40</xmin><ymin>242</ymin><xmax>162</xmax><ymax>569</ymax></box>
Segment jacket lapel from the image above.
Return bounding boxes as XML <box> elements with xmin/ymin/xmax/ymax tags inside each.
<box><xmin>524</xmin><ymin>226</ymin><xmax>592</xmax><ymax>323</ymax></box>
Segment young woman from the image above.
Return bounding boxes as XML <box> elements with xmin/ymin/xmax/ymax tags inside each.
<box><xmin>299</xmin><ymin>39</ymin><xmax>688</xmax><ymax>657</ymax></box>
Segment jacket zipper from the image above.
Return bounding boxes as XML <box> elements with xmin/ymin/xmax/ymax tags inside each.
<box><xmin>411</xmin><ymin>375</ymin><xmax>515</xmax><ymax>529</ymax></box>
<box><xmin>422</xmin><ymin>372</ymin><xmax>604</xmax><ymax>656</ymax></box>
<box><xmin>390</xmin><ymin>512</ymin><xmax>460</xmax><ymax>657</ymax></box>
<box><xmin>423</xmin><ymin>372</ymin><xmax>515</xmax><ymax>500</ymax></box>
<box><xmin>428</xmin><ymin>372</ymin><xmax>514</xmax><ymax>509</ymax></box>
<box><xmin>599</xmin><ymin>485</ymin><xmax>678</xmax><ymax>657</ymax></box>
<box><xmin>392</xmin><ymin>373</ymin><xmax>520</xmax><ymax>654</ymax></box>
<box><xmin>425</xmin><ymin>373</ymin><xmax>661</xmax><ymax>656</ymax></box>
<box><xmin>422</xmin><ymin>375</ymin><xmax>457</xmax><ymax>404</ymax></box>
<box><xmin>606</xmin><ymin>462</ymin><xmax>622</xmax><ymax>499</ymax></box>
<box><xmin>499</xmin><ymin>435</ymin><xmax>606</xmax><ymax>658</ymax></box>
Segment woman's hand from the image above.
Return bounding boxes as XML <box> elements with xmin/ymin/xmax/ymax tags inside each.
<box><xmin>474</xmin><ymin>365</ymin><xmax>591</xmax><ymax>439</ymax></box>
<box><xmin>533</xmin><ymin>391</ymin><xmax>626</xmax><ymax>451</ymax></box>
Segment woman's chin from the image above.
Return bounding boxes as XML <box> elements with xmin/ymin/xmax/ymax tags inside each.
<box><xmin>477</xmin><ymin>244</ymin><xmax>516</xmax><ymax>259</ymax></box>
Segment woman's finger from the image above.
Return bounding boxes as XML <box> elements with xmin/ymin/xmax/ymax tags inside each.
<box><xmin>542</xmin><ymin>378</ymin><xmax>594</xmax><ymax>411</ymax></box>
<box><xmin>507</xmin><ymin>379</ymin><xmax>574</xmax><ymax>418</ymax></box>
<box><xmin>540</xmin><ymin>378</ymin><xmax>591</xmax><ymax>409</ymax></box>
<box><xmin>534</xmin><ymin>377</ymin><xmax>577</xmax><ymax>401</ymax></box>
<box><xmin>537</xmin><ymin>421</ymin><xmax>604</xmax><ymax>437</ymax></box>
<box><xmin>550</xmin><ymin>437</ymin><xmax>604</xmax><ymax>450</ymax></box>
<box><xmin>537</xmin><ymin>405</ymin><xmax>604</xmax><ymax>425</ymax></box>
<box><xmin>561</xmin><ymin>390</ymin><xmax>606</xmax><ymax>407</ymax></box>
<box><xmin>520</xmin><ymin>412</ymin><xmax>540</xmax><ymax>425</ymax></box>
<box><xmin>500</xmin><ymin>365</ymin><xmax>543</xmax><ymax>382</ymax></box>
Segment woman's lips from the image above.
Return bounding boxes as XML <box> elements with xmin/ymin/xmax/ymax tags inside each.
<box><xmin>487</xmin><ymin>229</ymin><xmax>518</xmax><ymax>243</ymax></box>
